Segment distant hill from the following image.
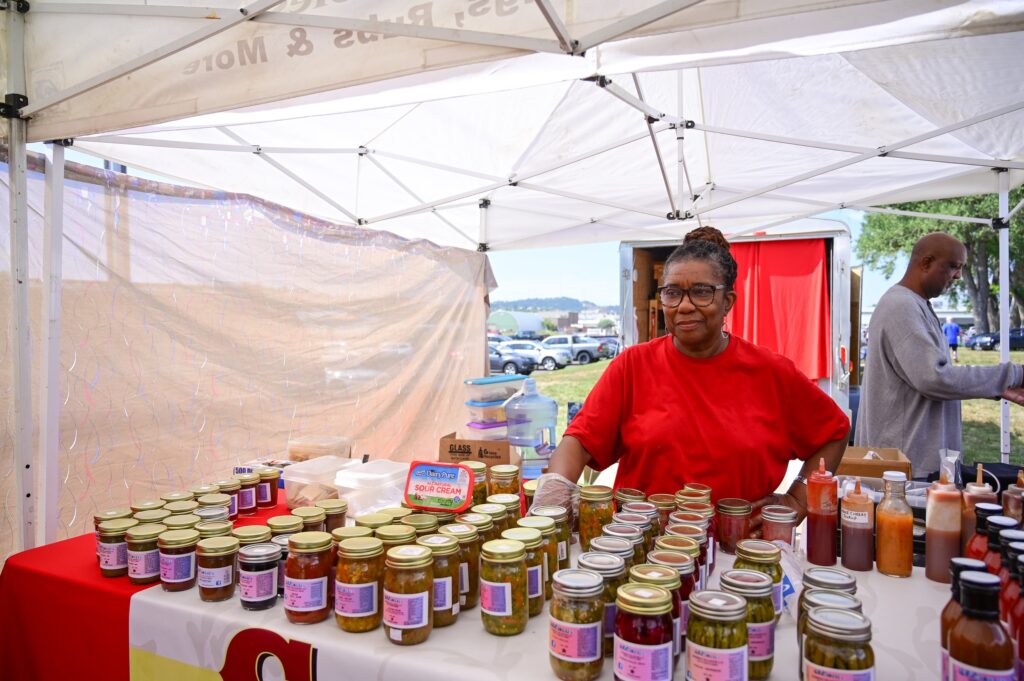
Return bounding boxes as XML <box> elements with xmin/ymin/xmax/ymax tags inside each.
<box><xmin>493</xmin><ymin>297</ymin><xmax>617</xmax><ymax>313</ymax></box>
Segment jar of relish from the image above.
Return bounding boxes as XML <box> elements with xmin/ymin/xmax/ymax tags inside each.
<box><xmin>530</xmin><ymin>505</ymin><xmax>571</xmax><ymax>571</ymax></box>
<box><xmin>488</xmin><ymin>493</ymin><xmax>523</xmax><ymax>525</ymax></box>
<box><xmin>158</xmin><ymin>529</ymin><xmax>200</xmax><ymax>591</ymax></box>
<box><xmin>97</xmin><ymin>518</ymin><xmax>138</xmax><ymax>578</ymax></box>
<box><xmin>213</xmin><ymin>478</ymin><xmax>241</xmax><ymax>521</ymax></box>
<box><xmin>401</xmin><ymin>513</ymin><xmax>440</xmax><ymax>537</ymax></box>
<box><xmin>602</xmin><ymin>523</ymin><xmax>645</xmax><ymax>567</ymax></box>
<box><xmin>518</xmin><ymin>516</ymin><xmax>557</xmax><ymax>599</ymax></box>
<box><xmin>647</xmin><ymin>550</ymin><xmax>697</xmax><ymax>652</ymax></box>
<box><xmin>126</xmin><ymin>523</ymin><xmax>167</xmax><ymax>585</ymax></box>
<box><xmin>716</xmin><ymin>498</ymin><xmax>752</xmax><ymax>555</ymax></box>
<box><xmin>417</xmin><ymin>534</ymin><xmax>461</xmax><ymax>627</ymax></box>
<box><xmin>439</xmin><ymin>522</ymin><xmax>482</xmax><ymax>609</ymax></box>
<box><xmin>285</xmin><ymin>531</ymin><xmax>333</xmax><ymax>624</ymax></box>
<box><xmin>502</xmin><ymin>527</ymin><xmax>545</xmax><ymax>617</ymax></box>
<box><xmin>614</xmin><ymin>583</ymin><xmax>674</xmax><ymax>680</ymax></box>
<box><xmin>316</xmin><ymin>499</ymin><xmax>348</xmax><ymax>534</ymax></box>
<box><xmin>734</xmin><ymin>539</ymin><xmax>785</xmax><ymax>621</ymax></box>
<box><xmin>629</xmin><ymin>564</ymin><xmax>683</xmax><ymax>668</ymax></box>
<box><xmin>480</xmin><ymin>539</ymin><xmax>529</xmax><ymax>636</ymax></box>
<box><xmin>197</xmin><ymin>536</ymin><xmax>239</xmax><ymax>602</ymax></box>
<box><xmin>383</xmin><ymin>545</ymin><xmax>434</xmax><ymax>645</ymax></box>
<box><xmin>239</xmin><ymin>543</ymin><xmax>281</xmax><ymax>611</ymax></box>
<box><xmin>487</xmin><ymin>464</ymin><xmax>520</xmax><ymax>498</ymax></box>
<box><xmin>293</xmin><ymin>506</ymin><xmax>327</xmax><ymax>533</ymax></box>
<box><xmin>549</xmin><ymin>569</ymin><xmax>605</xmax><ymax>681</ymax></box>
<box><xmin>355</xmin><ymin>513</ymin><xmax>392</xmax><ymax>531</ymax></box>
<box><xmin>721</xmin><ymin>569</ymin><xmax>775</xmax><ymax>680</ymax></box>
<box><xmin>577</xmin><ymin>551</ymin><xmax>627</xmax><ymax>658</ymax></box>
<box><xmin>464</xmin><ymin>460</ymin><xmax>488</xmax><ymax>506</ymax></box>
<box><xmin>256</xmin><ymin>467</ymin><xmax>281</xmax><ymax>509</ymax></box>
<box><xmin>579</xmin><ymin>486</ymin><xmax>615</xmax><ymax>551</ymax></box>
<box><xmin>376</xmin><ymin>524</ymin><xmax>417</xmax><ymax>551</ymax></box>
<box><xmin>687</xmin><ymin>590</ymin><xmax>749</xmax><ymax>681</ymax></box>
<box><xmin>456</xmin><ymin>512</ymin><xmax>500</xmax><ymax>545</ymax></box>
<box><xmin>471</xmin><ymin>504</ymin><xmax>509</xmax><ymax>535</ymax></box>
<box><xmin>335</xmin><ymin>537</ymin><xmax>384</xmax><ymax>632</ymax></box>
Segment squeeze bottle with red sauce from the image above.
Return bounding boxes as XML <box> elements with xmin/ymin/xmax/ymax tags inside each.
<box><xmin>926</xmin><ymin>472</ymin><xmax>963</xmax><ymax>583</ymax></box>
<box><xmin>840</xmin><ymin>478</ymin><xmax>873</xmax><ymax>572</ymax></box>
<box><xmin>806</xmin><ymin>459</ymin><xmax>838</xmax><ymax>566</ymax></box>
<box><xmin>961</xmin><ymin>463</ymin><xmax>998</xmax><ymax>553</ymax></box>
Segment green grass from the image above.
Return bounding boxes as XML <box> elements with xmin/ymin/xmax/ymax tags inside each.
<box><xmin>534</xmin><ymin>349</ymin><xmax>1024</xmax><ymax>465</ymax></box>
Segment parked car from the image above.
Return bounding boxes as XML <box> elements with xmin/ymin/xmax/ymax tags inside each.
<box><xmin>967</xmin><ymin>332</ymin><xmax>996</xmax><ymax>350</ymax></box>
<box><xmin>488</xmin><ymin>342</ymin><xmax>536</xmax><ymax>375</ymax></box>
<box><xmin>591</xmin><ymin>336</ymin><xmax>621</xmax><ymax>357</ymax></box>
<box><xmin>540</xmin><ymin>334</ymin><xmax>607</xmax><ymax>365</ymax></box>
<box><xmin>498</xmin><ymin>340</ymin><xmax>572</xmax><ymax>371</ymax></box>
<box><xmin>995</xmin><ymin>328</ymin><xmax>1024</xmax><ymax>351</ymax></box>
<box><xmin>487</xmin><ymin>333</ymin><xmax>512</xmax><ymax>343</ymax></box>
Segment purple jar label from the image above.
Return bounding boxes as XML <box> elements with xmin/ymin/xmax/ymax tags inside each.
<box><xmin>159</xmin><ymin>552</ymin><xmax>195</xmax><ymax>583</ymax></box>
<box><xmin>238</xmin><ymin>487</ymin><xmax>256</xmax><ymax>510</ymax></box>
<box><xmin>336</xmin><ymin>581</ymin><xmax>377</xmax><ymax>616</ymax></box>
<box><xmin>686</xmin><ymin>641</ymin><xmax>747</xmax><ymax>681</ymax></box>
<box><xmin>198</xmin><ymin>564</ymin><xmax>233</xmax><ymax>589</ymax></box>
<box><xmin>433</xmin><ymin>576</ymin><xmax>453</xmax><ymax>611</ymax></box>
<box><xmin>480</xmin><ymin>579</ymin><xmax>512</xmax><ymax>616</ymax></box>
<box><xmin>240</xmin><ymin>566</ymin><xmax>278</xmax><ymax>601</ymax></box>
<box><xmin>550</xmin><ymin>618</ymin><xmax>601</xmax><ymax>663</ymax></box>
<box><xmin>284</xmin><ymin>576</ymin><xmax>327</xmax><ymax>611</ymax></box>
<box><xmin>128</xmin><ymin>548</ymin><xmax>159</xmax><ymax>579</ymax></box>
<box><xmin>748</xmin><ymin>620</ymin><xmax>775</xmax><ymax>660</ymax></box>
<box><xmin>527</xmin><ymin>565</ymin><xmax>543</xmax><ymax>599</ymax></box>
<box><xmin>257</xmin><ymin>482</ymin><xmax>272</xmax><ymax>503</ymax></box>
<box><xmin>99</xmin><ymin>541</ymin><xmax>128</xmax><ymax>570</ymax></box>
<box><xmin>383</xmin><ymin>590</ymin><xmax>429</xmax><ymax>628</ymax></box>
<box><xmin>614</xmin><ymin>636</ymin><xmax>672</xmax><ymax>681</ymax></box>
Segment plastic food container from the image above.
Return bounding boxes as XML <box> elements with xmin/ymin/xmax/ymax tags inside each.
<box><xmin>464</xmin><ymin>375</ymin><xmax>526</xmax><ymax>403</ymax></box>
<box><xmin>333</xmin><ymin>459</ymin><xmax>410</xmax><ymax>518</ymax></box>
<box><xmin>464</xmin><ymin>422</ymin><xmax>508</xmax><ymax>441</ymax></box>
<box><xmin>281</xmin><ymin>455</ymin><xmax>361</xmax><ymax>510</ymax></box>
<box><xmin>466</xmin><ymin>400</ymin><xmax>507</xmax><ymax>424</ymax></box>
<box><xmin>287</xmin><ymin>435</ymin><xmax>353</xmax><ymax>462</ymax></box>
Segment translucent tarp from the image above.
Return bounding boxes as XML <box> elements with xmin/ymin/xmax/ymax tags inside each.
<box><xmin>0</xmin><ymin>151</ymin><xmax>493</xmax><ymax>562</ymax></box>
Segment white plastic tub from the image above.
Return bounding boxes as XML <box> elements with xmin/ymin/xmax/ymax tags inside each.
<box><xmin>464</xmin><ymin>375</ymin><xmax>526</xmax><ymax>403</ymax></box>
<box><xmin>282</xmin><ymin>455</ymin><xmax>361</xmax><ymax>509</ymax></box>
<box><xmin>334</xmin><ymin>459</ymin><xmax>411</xmax><ymax>518</ymax></box>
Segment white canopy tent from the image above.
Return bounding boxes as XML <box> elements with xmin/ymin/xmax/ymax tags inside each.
<box><xmin>4</xmin><ymin>0</ymin><xmax>1024</xmax><ymax>553</ymax></box>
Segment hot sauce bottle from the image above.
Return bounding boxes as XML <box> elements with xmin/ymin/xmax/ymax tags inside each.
<box><xmin>948</xmin><ymin>571</ymin><xmax>1014</xmax><ymax>680</ymax></box>
<box><xmin>940</xmin><ymin>557</ymin><xmax>988</xmax><ymax>681</ymax></box>
<box><xmin>997</xmin><ymin>534</ymin><xmax>1024</xmax><ymax>622</ymax></box>
<box><xmin>840</xmin><ymin>478</ymin><xmax>873</xmax><ymax>572</ymax></box>
<box><xmin>985</xmin><ymin>517</ymin><xmax>1019</xmax><ymax>575</ymax></box>
<box><xmin>875</xmin><ymin>471</ymin><xmax>913</xmax><ymax>578</ymax></box>
<box><xmin>962</xmin><ymin>464</ymin><xmax>998</xmax><ymax>553</ymax></box>
<box><xmin>965</xmin><ymin>503</ymin><xmax>1005</xmax><ymax>561</ymax></box>
<box><xmin>926</xmin><ymin>472</ymin><xmax>963</xmax><ymax>583</ymax></box>
<box><xmin>806</xmin><ymin>459</ymin><xmax>837</xmax><ymax>566</ymax></box>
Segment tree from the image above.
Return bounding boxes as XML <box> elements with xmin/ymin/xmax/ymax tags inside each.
<box><xmin>857</xmin><ymin>187</ymin><xmax>1024</xmax><ymax>333</ymax></box>
<box><xmin>541</xmin><ymin>318</ymin><xmax>557</xmax><ymax>332</ymax></box>
<box><xmin>598</xmin><ymin>318</ymin><xmax>615</xmax><ymax>330</ymax></box>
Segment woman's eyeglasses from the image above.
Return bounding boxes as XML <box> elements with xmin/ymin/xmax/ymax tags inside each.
<box><xmin>657</xmin><ymin>284</ymin><xmax>725</xmax><ymax>308</ymax></box>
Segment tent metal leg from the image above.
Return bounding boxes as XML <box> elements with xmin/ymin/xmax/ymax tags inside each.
<box><xmin>998</xmin><ymin>169</ymin><xmax>1011</xmax><ymax>463</ymax></box>
<box><xmin>39</xmin><ymin>143</ymin><xmax>65</xmax><ymax>545</ymax></box>
<box><xmin>478</xmin><ymin>198</ymin><xmax>490</xmax><ymax>252</ymax></box>
<box><xmin>632</xmin><ymin>74</ymin><xmax>676</xmax><ymax>219</ymax></box>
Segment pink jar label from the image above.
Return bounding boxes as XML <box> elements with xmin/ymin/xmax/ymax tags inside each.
<box><xmin>159</xmin><ymin>552</ymin><xmax>195</xmax><ymax>583</ymax></box>
<box><xmin>805</xmin><ymin>660</ymin><xmax>875</xmax><ymax>680</ymax></box>
<box><xmin>240</xmin><ymin>567</ymin><xmax>278</xmax><ymax>601</ymax></box>
<box><xmin>257</xmin><ymin>482</ymin><xmax>272</xmax><ymax>503</ymax></box>
<box><xmin>686</xmin><ymin>640</ymin><xmax>747</xmax><ymax>680</ymax></box>
<box><xmin>603</xmin><ymin>603</ymin><xmax>616</xmax><ymax>639</ymax></box>
<box><xmin>528</xmin><ymin>565</ymin><xmax>543</xmax><ymax>599</ymax></box>
<box><xmin>748</xmin><ymin>621</ymin><xmax>775</xmax><ymax>660</ymax></box>
<box><xmin>480</xmin><ymin>579</ymin><xmax>512</xmax><ymax>616</ymax></box>
<box><xmin>949</xmin><ymin>660</ymin><xmax>1013</xmax><ymax>681</ymax></box>
<box><xmin>128</xmin><ymin>549</ymin><xmax>159</xmax><ymax>579</ymax></box>
<box><xmin>336</xmin><ymin>581</ymin><xmax>377</xmax><ymax>616</ymax></box>
<box><xmin>238</xmin><ymin>487</ymin><xmax>256</xmax><ymax>510</ymax></box>
<box><xmin>99</xmin><ymin>541</ymin><xmax>128</xmax><ymax>570</ymax></box>
<box><xmin>433</xmin><ymin>576</ymin><xmax>453</xmax><ymax>611</ymax></box>
<box><xmin>550</xmin><ymin>617</ymin><xmax>601</xmax><ymax>663</ymax></box>
<box><xmin>614</xmin><ymin>635</ymin><xmax>672</xmax><ymax>681</ymax></box>
<box><xmin>198</xmin><ymin>564</ymin><xmax>233</xmax><ymax>588</ymax></box>
<box><xmin>383</xmin><ymin>589</ymin><xmax>429</xmax><ymax>628</ymax></box>
<box><xmin>284</xmin><ymin>576</ymin><xmax>328</xmax><ymax>611</ymax></box>
<box><xmin>772</xmin><ymin>582</ymin><xmax>783</xmax><ymax>614</ymax></box>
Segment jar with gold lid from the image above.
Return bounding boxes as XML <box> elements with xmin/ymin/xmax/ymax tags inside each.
<box><xmin>629</xmin><ymin>564</ymin><xmax>683</xmax><ymax>668</ymax></box>
<box><xmin>133</xmin><ymin>508</ymin><xmax>172</xmax><ymax>525</ymax></box>
<box><xmin>456</xmin><ymin>512</ymin><xmax>500</xmax><ymax>545</ymax></box>
<box><xmin>383</xmin><ymin>545</ymin><xmax>434</xmax><ymax>645</ymax></box>
<box><xmin>376</xmin><ymin>524</ymin><xmax>417</xmax><ymax>551</ymax></box>
<box><xmin>379</xmin><ymin>507</ymin><xmax>413</xmax><ymax>522</ymax></box>
<box><xmin>614</xmin><ymin>583</ymin><xmax>675</xmax><ymax>677</ymax></box>
<box><xmin>95</xmin><ymin>508</ymin><xmax>133</xmax><ymax>563</ymax></box>
<box><xmin>158</xmin><ymin>529</ymin><xmax>200</xmax><ymax>591</ymax></box>
<box><xmin>316</xmin><ymin>498</ymin><xmax>348</xmax><ymax>533</ymax></box>
<box><xmin>439</xmin><ymin>523</ymin><xmax>481</xmax><ymax>610</ymax></box>
<box><xmin>195</xmin><ymin>519</ymin><xmax>233</xmax><ymax>539</ymax></box>
<box><xmin>126</xmin><ymin>523</ymin><xmax>167</xmax><ymax>585</ymax></box>
<box><xmin>480</xmin><ymin>539</ymin><xmax>528</xmax><ymax>636</ymax></box>
<box><xmin>487</xmin><ymin>464</ymin><xmax>520</xmax><ymax>497</ymax></box>
<box><xmin>501</xmin><ymin>527</ymin><xmax>544</xmax><ymax>617</ymax></box>
<box><xmin>98</xmin><ymin>518</ymin><xmax>139</xmax><ymax>577</ymax></box>
<box><xmin>417</xmin><ymin>534</ymin><xmax>461</xmax><ymax>627</ymax></box>
<box><xmin>163</xmin><ymin>514</ymin><xmax>201</xmax><ymax>532</ymax></box>
<box><xmin>523</xmin><ymin>479</ymin><xmax>537</xmax><ymax>514</ymax></box>
<box><xmin>213</xmin><ymin>478</ymin><xmax>241</xmax><ymax>520</ymax></box>
<box><xmin>401</xmin><ymin>513</ymin><xmax>440</xmax><ymax>537</ymax></box>
<box><xmin>164</xmin><ymin>500</ymin><xmax>199</xmax><ymax>516</ymax></box>
<box><xmin>425</xmin><ymin>509</ymin><xmax>456</xmax><ymax>525</ymax></box>
<box><xmin>734</xmin><ymin>539</ymin><xmax>785</xmax><ymax>621</ymax></box>
<box><xmin>530</xmin><ymin>505</ymin><xmax>570</xmax><ymax>571</ymax></box>
<box><xmin>130</xmin><ymin>500</ymin><xmax>165</xmax><ymax>514</ymax></box>
<box><xmin>197</xmin><ymin>492</ymin><xmax>231</xmax><ymax>510</ymax></box>
<box><xmin>471</xmin><ymin>503</ymin><xmax>509</xmax><ymax>534</ymax></box>
<box><xmin>234</xmin><ymin>472</ymin><xmax>259</xmax><ymax>516</ymax></box>
<box><xmin>517</xmin><ymin>516</ymin><xmax>556</xmax><ymax>599</ymax></box>
<box><xmin>579</xmin><ymin>486</ymin><xmax>615</xmax><ymax>552</ymax></box>
<box><xmin>333</xmin><ymin>526</ymin><xmax>372</xmax><ymax>542</ymax></box>
<box><xmin>615</xmin><ymin>488</ymin><xmax>646</xmax><ymax>512</ymax></box>
<box><xmin>232</xmin><ymin>525</ymin><xmax>272</xmax><ymax>546</ymax></box>
<box><xmin>487</xmin><ymin>493</ymin><xmax>523</xmax><ymax>525</ymax></box>
<box><xmin>189</xmin><ymin>483</ymin><xmax>219</xmax><ymax>497</ymax></box>
<box><xmin>197</xmin><ymin>536</ymin><xmax>239</xmax><ymax>602</ymax></box>
<box><xmin>256</xmin><ymin>467</ymin><xmax>281</xmax><ymax>509</ymax></box>
<box><xmin>717</xmin><ymin>498</ymin><xmax>753</xmax><ymax>555</ymax></box>
<box><xmin>355</xmin><ymin>512</ymin><xmax>392</xmax><ymax>530</ymax></box>
<box><xmin>267</xmin><ymin>515</ymin><xmax>303</xmax><ymax>537</ymax></box>
<box><xmin>464</xmin><ymin>460</ymin><xmax>488</xmax><ymax>506</ymax></box>
<box><xmin>161</xmin><ymin>491</ymin><xmax>194</xmax><ymax>504</ymax></box>
<box><xmin>336</xmin><ymin>537</ymin><xmax>385</xmax><ymax>632</ymax></box>
<box><xmin>293</xmin><ymin>506</ymin><xmax>326</xmax><ymax>533</ymax></box>
<box><xmin>285</xmin><ymin>531</ymin><xmax>333</xmax><ymax>624</ymax></box>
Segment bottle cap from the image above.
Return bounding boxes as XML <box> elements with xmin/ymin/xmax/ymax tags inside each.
<box><xmin>882</xmin><ymin>471</ymin><xmax>907</xmax><ymax>482</ymax></box>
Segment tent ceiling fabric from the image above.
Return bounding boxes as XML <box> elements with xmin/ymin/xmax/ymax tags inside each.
<box><xmin>21</xmin><ymin>0</ymin><xmax>1024</xmax><ymax>249</ymax></box>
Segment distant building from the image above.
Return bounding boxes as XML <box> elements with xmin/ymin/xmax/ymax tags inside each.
<box><xmin>488</xmin><ymin>310</ymin><xmax>544</xmax><ymax>337</ymax></box>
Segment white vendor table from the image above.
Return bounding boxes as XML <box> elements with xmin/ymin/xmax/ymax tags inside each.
<box><xmin>128</xmin><ymin>551</ymin><xmax>947</xmax><ymax>679</ymax></box>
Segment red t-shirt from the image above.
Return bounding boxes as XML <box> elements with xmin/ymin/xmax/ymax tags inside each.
<box><xmin>565</xmin><ymin>335</ymin><xmax>849</xmax><ymax>503</ymax></box>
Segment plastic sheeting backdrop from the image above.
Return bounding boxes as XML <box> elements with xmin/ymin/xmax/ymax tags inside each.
<box><xmin>0</xmin><ymin>152</ymin><xmax>493</xmax><ymax>562</ymax></box>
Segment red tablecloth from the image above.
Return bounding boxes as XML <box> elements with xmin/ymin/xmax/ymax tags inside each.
<box><xmin>0</xmin><ymin>501</ymin><xmax>290</xmax><ymax>681</ymax></box>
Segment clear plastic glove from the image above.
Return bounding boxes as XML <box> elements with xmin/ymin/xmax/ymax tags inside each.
<box><xmin>532</xmin><ymin>472</ymin><xmax>581</xmax><ymax>542</ymax></box>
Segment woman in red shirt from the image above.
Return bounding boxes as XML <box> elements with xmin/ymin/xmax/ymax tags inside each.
<box><xmin>533</xmin><ymin>227</ymin><xmax>849</xmax><ymax>535</ymax></box>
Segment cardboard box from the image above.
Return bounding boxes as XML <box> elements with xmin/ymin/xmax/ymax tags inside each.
<box><xmin>438</xmin><ymin>432</ymin><xmax>519</xmax><ymax>467</ymax></box>
<box><xmin>838</xmin><ymin>446</ymin><xmax>912</xmax><ymax>479</ymax></box>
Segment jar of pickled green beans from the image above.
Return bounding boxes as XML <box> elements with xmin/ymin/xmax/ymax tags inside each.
<box><xmin>721</xmin><ymin>569</ymin><xmax>776</xmax><ymax>680</ymax></box>
<box><xmin>803</xmin><ymin>607</ymin><xmax>874</xmax><ymax>679</ymax></box>
<box><xmin>686</xmin><ymin>590</ymin><xmax>748</xmax><ymax>681</ymax></box>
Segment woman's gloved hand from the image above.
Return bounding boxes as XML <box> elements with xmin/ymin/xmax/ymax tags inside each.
<box><xmin>532</xmin><ymin>472</ymin><xmax>581</xmax><ymax>541</ymax></box>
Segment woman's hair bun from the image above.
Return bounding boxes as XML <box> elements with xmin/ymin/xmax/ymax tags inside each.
<box><xmin>682</xmin><ymin>226</ymin><xmax>730</xmax><ymax>252</ymax></box>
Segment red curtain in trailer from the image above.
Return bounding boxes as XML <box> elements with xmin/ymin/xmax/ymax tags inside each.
<box><xmin>726</xmin><ymin>239</ymin><xmax>831</xmax><ymax>380</ymax></box>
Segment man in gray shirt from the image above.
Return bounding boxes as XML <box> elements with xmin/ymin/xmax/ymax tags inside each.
<box><xmin>854</xmin><ymin>233</ymin><xmax>1024</xmax><ymax>477</ymax></box>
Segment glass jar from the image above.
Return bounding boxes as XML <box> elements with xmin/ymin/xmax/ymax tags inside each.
<box><xmin>647</xmin><ymin>494</ymin><xmax>677</xmax><ymax>533</ymax></box>
<box><xmin>195</xmin><ymin>520</ymin><xmax>233</xmax><ymax>539</ymax></box>
<box><xmin>189</xmin><ymin>483</ymin><xmax>219</xmax><ymax>497</ymax></box>
<box><xmin>798</xmin><ymin>566</ymin><xmax>858</xmax><ymax>621</ymax></box>
<box><xmin>876</xmin><ymin>471</ymin><xmax>914</xmax><ymax>578</ymax></box>
<box><xmin>355</xmin><ymin>512</ymin><xmax>393</xmax><ymax>531</ymax></box>
<box><xmin>376</xmin><ymin>524</ymin><xmax>417</xmax><ymax>551</ymax></box>
<box><xmin>163</xmin><ymin>500</ymin><xmax>199</xmax><ymax>516</ymax></box>
<box><xmin>426</xmin><ymin>510</ymin><xmax>456</xmax><ymax>525</ymax></box>
<box><xmin>647</xmin><ymin>550</ymin><xmax>698</xmax><ymax>652</ymax></box>
<box><xmin>602</xmin><ymin>524</ymin><xmax>645</xmax><ymax>567</ymax></box>
<box><xmin>621</xmin><ymin>502</ymin><xmax>660</xmax><ymax>552</ymax></box>
<box><xmin>158</xmin><ymin>529</ymin><xmax>200</xmax><ymax>591</ymax></box>
<box><xmin>161</xmin><ymin>491</ymin><xmax>194</xmax><ymax>504</ymax></box>
<box><xmin>126</xmin><ymin>523</ymin><xmax>167</xmax><ymax>585</ymax></box>
<box><xmin>236</xmin><ymin>543</ymin><xmax>280</xmax><ymax>611</ymax></box>
<box><xmin>417</xmin><ymin>534</ymin><xmax>461</xmax><ymax>627</ymax></box>
<box><xmin>380</xmin><ymin>507</ymin><xmax>413</xmax><ymax>522</ymax></box>
<box><xmin>687</xmin><ymin>590</ymin><xmax>748</xmax><ymax>680</ymax></box>
<box><xmin>734</xmin><ymin>539</ymin><xmax>785</xmax><ymax>621</ymax></box>
<box><xmin>612</xmin><ymin>512</ymin><xmax>652</xmax><ymax>563</ymax></box>
<box><xmin>401</xmin><ymin>513</ymin><xmax>440</xmax><ymax>537</ymax></box>
<box><xmin>589</xmin><ymin>537</ymin><xmax>636</xmax><ymax>573</ymax></box>
<box><xmin>332</xmin><ymin>526</ymin><xmax>373</xmax><ymax>542</ymax></box>
<box><xmin>629</xmin><ymin>564</ymin><xmax>683</xmax><ymax>668</ymax></box>
<box><xmin>133</xmin><ymin>509</ymin><xmax>171</xmax><ymax>525</ymax></box>
<box><xmin>549</xmin><ymin>569</ymin><xmax>605</xmax><ymax>681</ymax></box>
<box><xmin>615</xmin><ymin>488</ymin><xmax>646</xmax><ymax>513</ymax></box>
<box><xmin>271</xmin><ymin>535</ymin><xmax>291</xmax><ymax>598</ymax></box>
<box><xmin>480</xmin><ymin>539</ymin><xmax>529</xmax><ymax>636</ymax></box>
<box><xmin>949</xmin><ymin>571</ymin><xmax>1014</xmax><ymax>677</ymax></box>
<box><xmin>232</xmin><ymin>525</ymin><xmax>272</xmax><ymax>547</ymax></box>
<box><xmin>761</xmin><ymin>505</ymin><xmax>799</xmax><ymax>547</ymax></box>
<box><xmin>523</xmin><ymin>479</ymin><xmax>537</xmax><ymax>514</ymax></box>
<box><xmin>941</xmin><ymin>557</ymin><xmax>989</xmax><ymax>676</ymax></box>
<box><xmin>518</xmin><ymin>516</ymin><xmax>557</xmax><ymax>599</ymax></box>
<box><xmin>383</xmin><ymin>545</ymin><xmax>434</xmax><ymax>645</ymax></box>
<box><xmin>97</xmin><ymin>518</ymin><xmax>138</xmax><ymax>578</ymax></box>
<box><xmin>197</xmin><ymin>492</ymin><xmax>231</xmax><ymax>511</ymax></box>
<box><xmin>440</xmin><ymin>522</ymin><xmax>482</xmax><ymax>610</ymax></box>
<box><xmin>285</xmin><ymin>531</ymin><xmax>333</xmax><ymax>624</ymax></box>
<box><xmin>487</xmin><ymin>464</ymin><xmax>520</xmax><ymax>497</ymax></box>
<box><xmin>197</xmin><ymin>536</ymin><xmax>239</xmax><ymax>602</ymax></box>
<box><xmin>293</xmin><ymin>506</ymin><xmax>326</xmax><ymax>534</ymax></box>
<box><xmin>488</xmin><ymin>493</ymin><xmax>523</xmax><ymax>525</ymax></box>
<box><xmin>335</xmin><ymin>537</ymin><xmax>384</xmax><ymax>632</ymax></box>
<box><xmin>464</xmin><ymin>461</ymin><xmax>489</xmax><ymax>506</ymax></box>
<box><xmin>530</xmin><ymin>505</ymin><xmax>571</xmax><ymax>571</ymax></box>
<box><xmin>666</xmin><ymin>524</ymin><xmax>708</xmax><ymax>589</ymax></box>
<box><xmin>614</xmin><ymin>583</ymin><xmax>674</xmax><ymax>679</ymax></box>
<box><xmin>675</xmin><ymin>490</ymin><xmax>709</xmax><ymax>507</ymax></box>
<box><xmin>471</xmin><ymin>504</ymin><xmax>509</xmax><ymax>534</ymax></box>
<box><xmin>268</xmin><ymin>514</ymin><xmax>303</xmax><ymax>537</ymax></box>
<box><xmin>456</xmin><ymin>512</ymin><xmax>500</xmax><ymax>545</ymax></box>
<box><xmin>256</xmin><ymin>467</ymin><xmax>281</xmax><ymax>509</ymax></box>
<box><xmin>193</xmin><ymin>507</ymin><xmax>229</xmax><ymax>523</ymax></box>
<box><xmin>721</xmin><ymin>569</ymin><xmax>775</xmax><ymax>680</ymax></box>
<box><xmin>234</xmin><ymin>472</ymin><xmax>260</xmax><ymax>516</ymax></box>
<box><xmin>579</xmin><ymin>486</ymin><xmax>615</xmax><ymax>551</ymax></box>
<box><xmin>163</xmin><ymin>514</ymin><xmax>200</xmax><ymax>532</ymax></box>
<box><xmin>213</xmin><ymin>478</ymin><xmax>241</xmax><ymax>521</ymax></box>
<box><xmin>683</xmin><ymin>482</ymin><xmax>713</xmax><ymax>499</ymax></box>
<box><xmin>501</xmin><ymin>528</ymin><xmax>544</xmax><ymax>617</ymax></box>
<box><xmin>803</xmin><ymin>608</ymin><xmax>875</xmax><ymax>678</ymax></box>
<box><xmin>130</xmin><ymin>500</ymin><xmax>165</xmax><ymax>514</ymax></box>
<box><xmin>577</xmin><ymin>551</ymin><xmax>627</xmax><ymax>658</ymax></box>
<box><xmin>716</xmin><ymin>498</ymin><xmax>752</xmax><ymax>555</ymax></box>
<box><xmin>317</xmin><ymin>498</ymin><xmax>348</xmax><ymax>534</ymax></box>
<box><xmin>797</xmin><ymin>589</ymin><xmax>863</xmax><ymax>678</ymax></box>
<box><xmin>678</xmin><ymin>501</ymin><xmax>717</xmax><ymax>574</ymax></box>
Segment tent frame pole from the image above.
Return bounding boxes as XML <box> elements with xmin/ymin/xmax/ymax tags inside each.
<box><xmin>1010</xmin><ymin>197</ymin><xmax>1024</xmax><ymax>220</ymax></box>
<box><xmin>39</xmin><ymin>142</ymin><xmax>66</xmax><ymax>545</ymax></box>
<box><xmin>632</xmin><ymin>74</ymin><xmax>677</xmax><ymax>219</ymax></box>
<box><xmin>84</xmin><ymin>134</ymin><xmax>363</xmax><ymax>155</ymax></box>
<box><xmin>478</xmin><ymin>198</ymin><xmax>490</xmax><ymax>252</ymax></box>
<box><xmin>517</xmin><ymin>182</ymin><xmax>666</xmax><ymax>218</ymax></box>
<box><xmin>533</xmin><ymin>0</ymin><xmax>576</xmax><ymax>54</ymax></box>
<box><xmin>997</xmin><ymin>168</ymin><xmax>1011</xmax><ymax>463</ymax></box>
<box><xmin>6</xmin><ymin>0</ymin><xmax>35</xmax><ymax>552</ymax></box>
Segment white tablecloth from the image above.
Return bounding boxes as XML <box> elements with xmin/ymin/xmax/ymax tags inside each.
<box><xmin>128</xmin><ymin>552</ymin><xmax>948</xmax><ymax>680</ymax></box>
